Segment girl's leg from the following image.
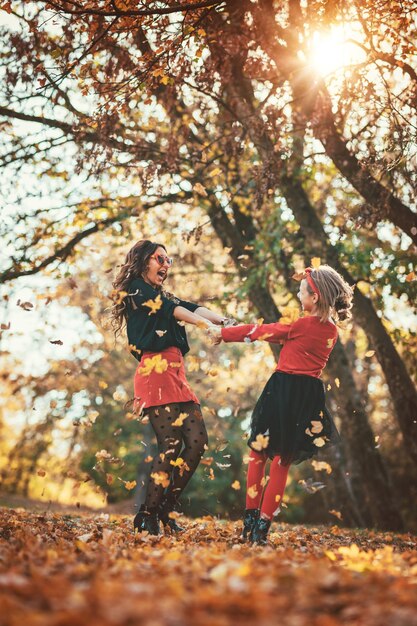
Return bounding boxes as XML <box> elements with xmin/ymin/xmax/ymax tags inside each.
<box><xmin>259</xmin><ymin>455</ymin><xmax>290</xmax><ymax>519</ymax></box>
<box><xmin>246</xmin><ymin>449</ymin><xmax>269</xmax><ymax>509</ymax></box>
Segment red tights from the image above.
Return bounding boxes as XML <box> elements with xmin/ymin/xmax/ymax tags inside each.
<box><xmin>245</xmin><ymin>449</ymin><xmax>290</xmax><ymax>519</ymax></box>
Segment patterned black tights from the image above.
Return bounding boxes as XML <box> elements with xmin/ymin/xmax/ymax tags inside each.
<box><xmin>144</xmin><ymin>401</ymin><xmax>208</xmax><ymax>509</ymax></box>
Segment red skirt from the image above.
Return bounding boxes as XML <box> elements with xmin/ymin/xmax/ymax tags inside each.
<box><xmin>133</xmin><ymin>347</ymin><xmax>199</xmax><ymax>411</ymax></box>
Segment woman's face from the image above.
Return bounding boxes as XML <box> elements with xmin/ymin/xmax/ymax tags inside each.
<box><xmin>143</xmin><ymin>246</ymin><xmax>172</xmax><ymax>288</ymax></box>
<box><xmin>297</xmin><ymin>278</ymin><xmax>318</xmax><ymax>312</ymax></box>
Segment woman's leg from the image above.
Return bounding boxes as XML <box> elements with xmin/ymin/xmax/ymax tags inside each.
<box><xmin>144</xmin><ymin>404</ymin><xmax>183</xmax><ymax>509</ymax></box>
<box><xmin>165</xmin><ymin>401</ymin><xmax>208</xmax><ymax>504</ymax></box>
<box><xmin>246</xmin><ymin>449</ymin><xmax>268</xmax><ymax>509</ymax></box>
<box><xmin>259</xmin><ymin>455</ymin><xmax>290</xmax><ymax>519</ymax></box>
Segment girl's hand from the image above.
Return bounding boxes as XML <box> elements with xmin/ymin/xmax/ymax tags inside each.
<box><xmin>221</xmin><ymin>317</ymin><xmax>238</xmax><ymax>327</ymax></box>
<box><xmin>206</xmin><ymin>324</ymin><xmax>223</xmax><ymax>345</ymax></box>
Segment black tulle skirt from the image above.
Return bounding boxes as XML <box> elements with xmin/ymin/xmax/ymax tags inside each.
<box><xmin>248</xmin><ymin>371</ymin><xmax>340</xmax><ymax>465</ymax></box>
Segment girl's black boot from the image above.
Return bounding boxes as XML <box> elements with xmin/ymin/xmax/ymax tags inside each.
<box><xmin>134</xmin><ymin>505</ymin><xmax>160</xmax><ymax>536</ymax></box>
<box><xmin>158</xmin><ymin>497</ymin><xmax>184</xmax><ymax>533</ymax></box>
<box><xmin>251</xmin><ymin>517</ymin><xmax>271</xmax><ymax>545</ymax></box>
<box><xmin>242</xmin><ymin>508</ymin><xmax>260</xmax><ymax>541</ymax></box>
<box><xmin>133</xmin><ymin>504</ymin><xmax>146</xmax><ymax>532</ymax></box>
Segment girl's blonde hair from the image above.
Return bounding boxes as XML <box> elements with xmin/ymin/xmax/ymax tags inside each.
<box><xmin>306</xmin><ymin>265</ymin><xmax>354</xmax><ymax>323</ymax></box>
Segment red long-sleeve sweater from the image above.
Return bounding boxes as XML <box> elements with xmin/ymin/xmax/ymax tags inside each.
<box><xmin>221</xmin><ymin>316</ymin><xmax>338</xmax><ymax>378</ymax></box>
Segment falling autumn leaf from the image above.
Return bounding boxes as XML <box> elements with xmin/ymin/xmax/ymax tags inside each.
<box><xmin>292</xmin><ymin>271</ymin><xmax>305</xmax><ymax>282</ymax></box>
<box><xmin>142</xmin><ymin>294</ymin><xmax>163</xmax><ymax>315</ymax></box>
<box><xmin>150</xmin><ymin>471</ymin><xmax>170</xmax><ymax>487</ymax></box>
<box><xmin>106</xmin><ymin>474</ymin><xmax>114</xmax><ymax>485</ymax></box>
<box><xmin>365</xmin><ymin>350</ymin><xmax>375</xmax><ymax>357</ymax></box>
<box><xmin>124</xmin><ymin>481</ymin><xmax>137</xmax><ymax>491</ymax></box>
<box><xmin>251</xmin><ymin>434</ymin><xmax>269</xmax><ymax>451</ymax></box>
<box><xmin>172</xmin><ymin>412</ymin><xmax>188</xmax><ymax>427</ymax></box>
<box><xmin>311</xmin><ymin>460</ymin><xmax>332</xmax><ymax>474</ymax></box>
<box><xmin>313</xmin><ymin>437</ymin><xmax>326</xmax><ymax>447</ymax></box>
<box><xmin>231</xmin><ymin>480</ymin><xmax>241</xmax><ymax>490</ymax></box>
<box><xmin>311</xmin><ymin>257</ymin><xmax>321</xmax><ymax>269</ymax></box>
<box><xmin>17</xmin><ymin>300</ymin><xmax>34</xmax><ymax>311</ymax></box>
<box><xmin>193</xmin><ymin>182</ymin><xmax>208</xmax><ymax>196</ymax></box>
<box><xmin>139</xmin><ymin>355</ymin><xmax>169</xmax><ymax>376</ymax></box>
<box><xmin>49</xmin><ymin>339</ymin><xmax>63</xmax><ymax>345</ymax></box>
<box><xmin>247</xmin><ymin>485</ymin><xmax>258</xmax><ymax>499</ymax></box>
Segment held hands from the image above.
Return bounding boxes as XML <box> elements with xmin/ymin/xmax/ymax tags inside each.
<box><xmin>221</xmin><ymin>317</ymin><xmax>238</xmax><ymax>328</ymax></box>
<box><xmin>206</xmin><ymin>323</ymin><xmax>223</xmax><ymax>345</ymax></box>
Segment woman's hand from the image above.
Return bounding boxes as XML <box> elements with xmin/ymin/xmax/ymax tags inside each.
<box><xmin>221</xmin><ymin>317</ymin><xmax>238</xmax><ymax>327</ymax></box>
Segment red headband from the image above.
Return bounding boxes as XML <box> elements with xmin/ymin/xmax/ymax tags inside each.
<box><xmin>305</xmin><ymin>267</ymin><xmax>320</xmax><ymax>300</ymax></box>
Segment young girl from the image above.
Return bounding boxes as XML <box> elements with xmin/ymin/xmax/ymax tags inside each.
<box><xmin>111</xmin><ymin>240</ymin><xmax>231</xmax><ymax>535</ymax></box>
<box><xmin>209</xmin><ymin>265</ymin><xmax>354</xmax><ymax>544</ymax></box>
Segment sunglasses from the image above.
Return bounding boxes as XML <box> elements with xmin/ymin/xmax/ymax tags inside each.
<box><xmin>150</xmin><ymin>253</ymin><xmax>173</xmax><ymax>266</ymax></box>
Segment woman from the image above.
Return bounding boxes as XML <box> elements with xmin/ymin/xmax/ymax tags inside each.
<box><xmin>111</xmin><ymin>240</ymin><xmax>231</xmax><ymax>535</ymax></box>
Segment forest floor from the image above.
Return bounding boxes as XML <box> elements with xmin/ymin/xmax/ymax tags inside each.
<box><xmin>0</xmin><ymin>506</ymin><xmax>416</xmax><ymax>626</ymax></box>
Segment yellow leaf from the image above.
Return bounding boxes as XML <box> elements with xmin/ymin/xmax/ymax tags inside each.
<box><xmin>138</xmin><ymin>355</ymin><xmax>168</xmax><ymax>376</ymax></box>
<box><xmin>143</xmin><ymin>294</ymin><xmax>163</xmax><ymax>315</ymax></box>
<box><xmin>312</xmin><ymin>460</ymin><xmax>332</xmax><ymax>474</ymax></box>
<box><xmin>193</xmin><ymin>182</ymin><xmax>208</xmax><ymax>196</ymax></box>
<box><xmin>335</xmin><ymin>378</ymin><xmax>340</xmax><ymax>388</ymax></box>
<box><xmin>313</xmin><ymin>437</ymin><xmax>326</xmax><ymax>447</ymax></box>
<box><xmin>209</xmin><ymin>167</ymin><xmax>222</xmax><ymax>177</ymax></box>
<box><xmin>365</xmin><ymin>350</ymin><xmax>375</xmax><ymax>357</ymax></box>
<box><xmin>329</xmin><ymin>509</ymin><xmax>343</xmax><ymax>520</ymax></box>
<box><xmin>326</xmin><ymin>338</ymin><xmax>335</xmax><ymax>348</ymax></box>
<box><xmin>231</xmin><ymin>480</ymin><xmax>241</xmax><ymax>490</ymax></box>
<box><xmin>160</xmin><ymin>75</ymin><xmax>170</xmax><ymax>85</ymax></box>
<box><xmin>310</xmin><ymin>420</ymin><xmax>323</xmax><ymax>434</ymax></box>
<box><xmin>172</xmin><ymin>412</ymin><xmax>188</xmax><ymax>427</ymax></box>
<box><xmin>150</xmin><ymin>471</ymin><xmax>170</xmax><ymax>488</ymax></box>
<box><xmin>170</xmin><ymin>457</ymin><xmax>184</xmax><ymax>467</ymax></box>
<box><xmin>251</xmin><ymin>433</ymin><xmax>270</xmax><ymax>451</ymax></box>
<box><xmin>311</xmin><ymin>257</ymin><xmax>321</xmax><ymax>269</ymax></box>
<box><xmin>124</xmin><ymin>481</ymin><xmax>136</xmax><ymax>491</ymax></box>
<box><xmin>247</xmin><ymin>485</ymin><xmax>258</xmax><ymax>499</ymax></box>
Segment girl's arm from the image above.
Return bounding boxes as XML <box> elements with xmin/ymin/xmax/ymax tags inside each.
<box><xmin>221</xmin><ymin>321</ymin><xmax>292</xmax><ymax>344</ymax></box>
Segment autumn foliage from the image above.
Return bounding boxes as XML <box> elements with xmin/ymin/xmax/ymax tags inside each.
<box><xmin>1</xmin><ymin>507</ymin><xmax>417</xmax><ymax>626</ymax></box>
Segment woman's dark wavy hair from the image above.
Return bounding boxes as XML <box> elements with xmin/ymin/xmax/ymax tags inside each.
<box><xmin>110</xmin><ymin>240</ymin><xmax>167</xmax><ymax>336</ymax></box>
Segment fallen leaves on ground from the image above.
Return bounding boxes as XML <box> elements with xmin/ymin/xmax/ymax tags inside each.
<box><xmin>0</xmin><ymin>508</ymin><xmax>416</xmax><ymax>626</ymax></box>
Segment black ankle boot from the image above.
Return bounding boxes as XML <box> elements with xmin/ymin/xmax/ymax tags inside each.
<box><xmin>133</xmin><ymin>504</ymin><xmax>147</xmax><ymax>532</ymax></box>
<box><xmin>242</xmin><ymin>508</ymin><xmax>260</xmax><ymax>541</ymax></box>
<box><xmin>134</xmin><ymin>506</ymin><xmax>160</xmax><ymax>536</ymax></box>
<box><xmin>158</xmin><ymin>498</ymin><xmax>184</xmax><ymax>533</ymax></box>
<box><xmin>251</xmin><ymin>517</ymin><xmax>271</xmax><ymax>545</ymax></box>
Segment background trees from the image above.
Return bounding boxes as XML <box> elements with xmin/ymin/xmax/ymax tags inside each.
<box><xmin>0</xmin><ymin>0</ymin><xmax>416</xmax><ymax>530</ymax></box>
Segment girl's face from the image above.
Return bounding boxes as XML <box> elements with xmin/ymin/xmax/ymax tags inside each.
<box><xmin>143</xmin><ymin>246</ymin><xmax>172</xmax><ymax>288</ymax></box>
<box><xmin>297</xmin><ymin>279</ymin><xmax>318</xmax><ymax>313</ymax></box>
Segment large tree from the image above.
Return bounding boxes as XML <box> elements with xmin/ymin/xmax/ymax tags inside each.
<box><xmin>1</xmin><ymin>0</ymin><xmax>416</xmax><ymax>529</ymax></box>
